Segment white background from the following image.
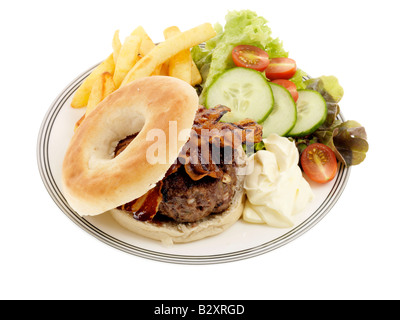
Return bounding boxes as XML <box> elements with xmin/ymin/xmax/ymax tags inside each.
<box><xmin>1</xmin><ymin>0</ymin><xmax>399</xmax><ymax>300</ymax></box>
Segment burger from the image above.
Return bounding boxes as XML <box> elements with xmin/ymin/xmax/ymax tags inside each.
<box><xmin>62</xmin><ymin>76</ymin><xmax>262</xmax><ymax>245</ymax></box>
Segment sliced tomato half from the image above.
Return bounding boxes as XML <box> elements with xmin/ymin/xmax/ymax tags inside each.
<box><xmin>301</xmin><ymin>143</ymin><xmax>338</xmax><ymax>184</ymax></box>
<box><xmin>265</xmin><ymin>57</ymin><xmax>297</xmax><ymax>80</ymax></box>
<box><xmin>232</xmin><ymin>45</ymin><xmax>270</xmax><ymax>71</ymax></box>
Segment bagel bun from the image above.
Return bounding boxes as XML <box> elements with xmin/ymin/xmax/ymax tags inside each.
<box><xmin>109</xmin><ymin>149</ymin><xmax>247</xmax><ymax>245</ymax></box>
<box><xmin>62</xmin><ymin>76</ymin><xmax>199</xmax><ymax>216</ymax></box>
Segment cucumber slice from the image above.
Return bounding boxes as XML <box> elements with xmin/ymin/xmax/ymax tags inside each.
<box><xmin>204</xmin><ymin>67</ymin><xmax>274</xmax><ymax>123</ymax></box>
<box><xmin>261</xmin><ymin>82</ymin><xmax>297</xmax><ymax>138</ymax></box>
<box><xmin>287</xmin><ymin>89</ymin><xmax>327</xmax><ymax>137</ymax></box>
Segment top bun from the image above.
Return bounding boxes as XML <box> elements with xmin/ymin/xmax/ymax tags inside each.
<box><xmin>62</xmin><ymin>76</ymin><xmax>199</xmax><ymax>216</ymax></box>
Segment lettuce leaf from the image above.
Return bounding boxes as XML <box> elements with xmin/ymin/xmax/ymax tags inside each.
<box><xmin>191</xmin><ymin>10</ymin><xmax>288</xmax><ymax>103</ymax></box>
<box><xmin>289</xmin><ymin>68</ymin><xmax>308</xmax><ymax>90</ymax></box>
<box><xmin>303</xmin><ymin>75</ymin><xmax>369</xmax><ymax>166</ymax></box>
<box><xmin>314</xmin><ymin>120</ymin><xmax>369</xmax><ymax>166</ymax></box>
<box><xmin>305</xmin><ymin>76</ymin><xmax>344</xmax><ymax>104</ymax></box>
<box><xmin>191</xmin><ymin>23</ymin><xmax>223</xmax><ymax>89</ymax></box>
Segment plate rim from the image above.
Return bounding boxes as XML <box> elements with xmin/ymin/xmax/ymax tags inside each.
<box><xmin>37</xmin><ymin>64</ymin><xmax>351</xmax><ymax>265</ymax></box>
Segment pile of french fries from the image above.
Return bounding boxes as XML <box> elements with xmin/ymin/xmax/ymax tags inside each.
<box><xmin>72</xmin><ymin>23</ymin><xmax>216</xmax><ymax>130</ymax></box>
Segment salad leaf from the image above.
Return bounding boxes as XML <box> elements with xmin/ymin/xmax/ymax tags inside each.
<box><xmin>305</xmin><ymin>75</ymin><xmax>344</xmax><ymax>103</ymax></box>
<box><xmin>264</xmin><ymin>37</ymin><xmax>288</xmax><ymax>59</ymax></box>
<box><xmin>294</xmin><ymin>136</ymin><xmax>319</xmax><ymax>155</ymax></box>
<box><xmin>302</xmin><ymin>75</ymin><xmax>369</xmax><ymax>166</ymax></box>
<box><xmin>289</xmin><ymin>68</ymin><xmax>308</xmax><ymax>90</ymax></box>
<box><xmin>191</xmin><ymin>10</ymin><xmax>288</xmax><ymax>103</ymax></box>
<box><xmin>243</xmin><ymin>140</ymin><xmax>266</xmax><ymax>155</ymax></box>
<box><xmin>314</xmin><ymin>120</ymin><xmax>369</xmax><ymax>167</ymax></box>
<box><xmin>191</xmin><ymin>23</ymin><xmax>224</xmax><ymax>87</ymax></box>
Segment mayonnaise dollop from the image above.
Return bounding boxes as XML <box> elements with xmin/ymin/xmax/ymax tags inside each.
<box><xmin>243</xmin><ymin>133</ymin><xmax>314</xmax><ymax>228</ymax></box>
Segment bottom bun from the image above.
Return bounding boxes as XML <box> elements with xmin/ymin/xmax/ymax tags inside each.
<box><xmin>109</xmin><ymin>157</ymin><xmax>246</xmax><ymax>245</ymax></box>
<box><xmin>109</xmin><ymin>181</ymin><xmax>245</xmax><ymax>246</ymax></box>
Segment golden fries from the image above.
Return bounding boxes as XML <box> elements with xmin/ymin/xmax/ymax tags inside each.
<box><xmin>163</xmin><ymin>26</ymin><xmax>192</xmax><ymax>84</ymax></box>
<box><xmin>190</xmin><ymin>60</ymin><xmax>203</xmax><ymax>87</ymax></box>
<box><xmin>75</xmin><ymin>71</ymin><xmax>116</xmax><ymax>131</ymax></box>
<box><xmin>131</xmin><ymin>26</ymin><xmax>163</xmax><ymax>76</ymax></box>
<box><xmin>121</xmin><ymin>23</ymin><xmax>216</xmax><ymax>86</ymax></box>
<box><xmin>71</xmin><ymin>54</ymin><xmax>115</xmax><ymax>108</ymax></box>
<box><xmin>71</xmin><ymin>21</ymin><xmax>215</xmax><ymax>128</ymax></box>
<box><xmin>163</xmin><ymin>26</ymin><xmax>202</xmax><ymax>86</ymax></box>
<box><xmin>113</xmin><ymin>35</ymin><xmax>142</xmax><ymax>88</ymax></box>
<box><xmin>131</xmin><ymin>26</ymin><xmax>156</xmax><ymax>57</ymax></box>
<box><xmin>159</xmin><ymin>61</ymin><xmax>170</xmax><ymax>76</ymax></box>
<box><xmin>112</xmin><ymin>30</ymin><xmax>122</xmax><ymax>64</ymax></box>
<box><xmin>86</xmin><ymin>72</ymin><xmax>116</xmax><ymax>115</ymax></box>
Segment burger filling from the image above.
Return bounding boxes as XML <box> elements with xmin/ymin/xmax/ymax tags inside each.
<box><xmin>116</xmin><ymin>105</ymin><xmax>262</xmax><ymax>224</ymax></box>
<box><xmin>159</xmin><ymin>152</ymin><xmax>237</xmax><ymax>223</ymax></box>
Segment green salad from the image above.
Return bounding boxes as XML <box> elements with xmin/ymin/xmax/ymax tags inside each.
<box><xmin>192</xmin><ymin>9</ymin><xmax>288</xmax><ymax>102</ymax></box>
<box><xmin>191</xmin><ymin>10</ymin><xmax>368</xmax><ymax>183</ymax></box>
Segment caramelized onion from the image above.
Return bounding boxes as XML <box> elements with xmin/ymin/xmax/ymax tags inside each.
<box><xmin>118</xmin><ymin>182</ymin><xmax>163</xmax><ymax>221</ymax></box>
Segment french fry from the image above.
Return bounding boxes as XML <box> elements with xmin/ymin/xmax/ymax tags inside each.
<box><xmin>131</xmin><ymin>26</ymin><xmax>155</xmax><ymax>57</ymax></box>
<box><xmin>159</xmin><ymin>61</ymin><xmax>170</xmax><ymax>76</ymax></box>
<box><xmin>74</xmin><ymin>72</ymin><xmax>115</xmax><ymax>131</ymax></box>
<box><xmin>112</xmin><ymin>30</ymin><xmax>122</xmax><ymax>64</ymax></box>
<box><xmin>163</xmin><ymin>26</ymin><xmax>192</xmax><ymax>84</ymax></box>
<box><xmin>190</xmin><ymin>61</ymin><xmax>202</xmax><ymax>86</ymax></box>
<box><xmin>163</xmin><ymin>26</ymin><xmax>202</xmax><ymax>85</ymax></box>
<box><xmin>113</xmin><ymin>35</ymin><xmax>142</xmax><ymax>88</ymax></box>
<box><xmin>86</xmin><ymin>72</ymin><xmax>116</xmax><ymax>116</ymax></box>
<box><xmin>121</xmin><ymin>23</ymin><xmax>216</xmax><ymax>86</ymax></box>
<box><xmin>150</xmin><ymin>65</ymin><xmax>163</xmax><ymax>76</ymax></box>
<box><xmin>71</xmin><ymin>54</ymin><xmax>115</xmax><ymax>108</ymax></box>
<box><xmin>131</xmin><ymin>26</ymin><xmax>163</xmax><ymax>75</ymax></box>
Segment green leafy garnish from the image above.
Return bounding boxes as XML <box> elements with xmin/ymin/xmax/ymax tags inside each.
<box><xmin>304</xmin><ymin>76</ymin><xmax>369</xmax><ymax>166</ymax></box>
<box><xmin>289</xmin><ymin>69</ymin><xmax>308</xmax><ymax>90</ymax></box>
<box><xmin>314</xmin><ymin>120</ymin><xmax>369</xmax><ymax>166</ymax></box>
<box><xmin>242</xmin><ymin>141</ymin><xmax>266</xmax><ymax>155</ymax></box>
<box><xmin>305</xmin><ymin>76</ymin><xmax>344</xmax><ymax>103</ymax></box>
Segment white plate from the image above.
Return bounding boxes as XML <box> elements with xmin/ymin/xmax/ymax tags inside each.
<box><xmin>37</xmin><ymin>64</ymin><xmax>351</xmax><ymax>264</ymax></box>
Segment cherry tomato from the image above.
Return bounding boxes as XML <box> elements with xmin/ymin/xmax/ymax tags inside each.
<box><xmin>271</xmin><ymin>79</ymin><xmax>299</xmax><ymax>102</ymax></box>
<box><xmin>265</xmin><ymin>57</ymin><xmax>297</xmax><ymax>80</ymax></box>
<box><xmin>301</xmin><ymin>143</ymin><xmax>338</xmax><ymax>184</ymax></box>
<box><xmin>232</xmin><ymin>45</ymin><xmax>270</xmax><ymax>71</ymax></box>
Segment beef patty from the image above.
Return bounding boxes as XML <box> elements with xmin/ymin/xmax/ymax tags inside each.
<box><xmin>158</xmin><ymin>163</ymin><xmax>237</xmax><ymax>223</ymax></box>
